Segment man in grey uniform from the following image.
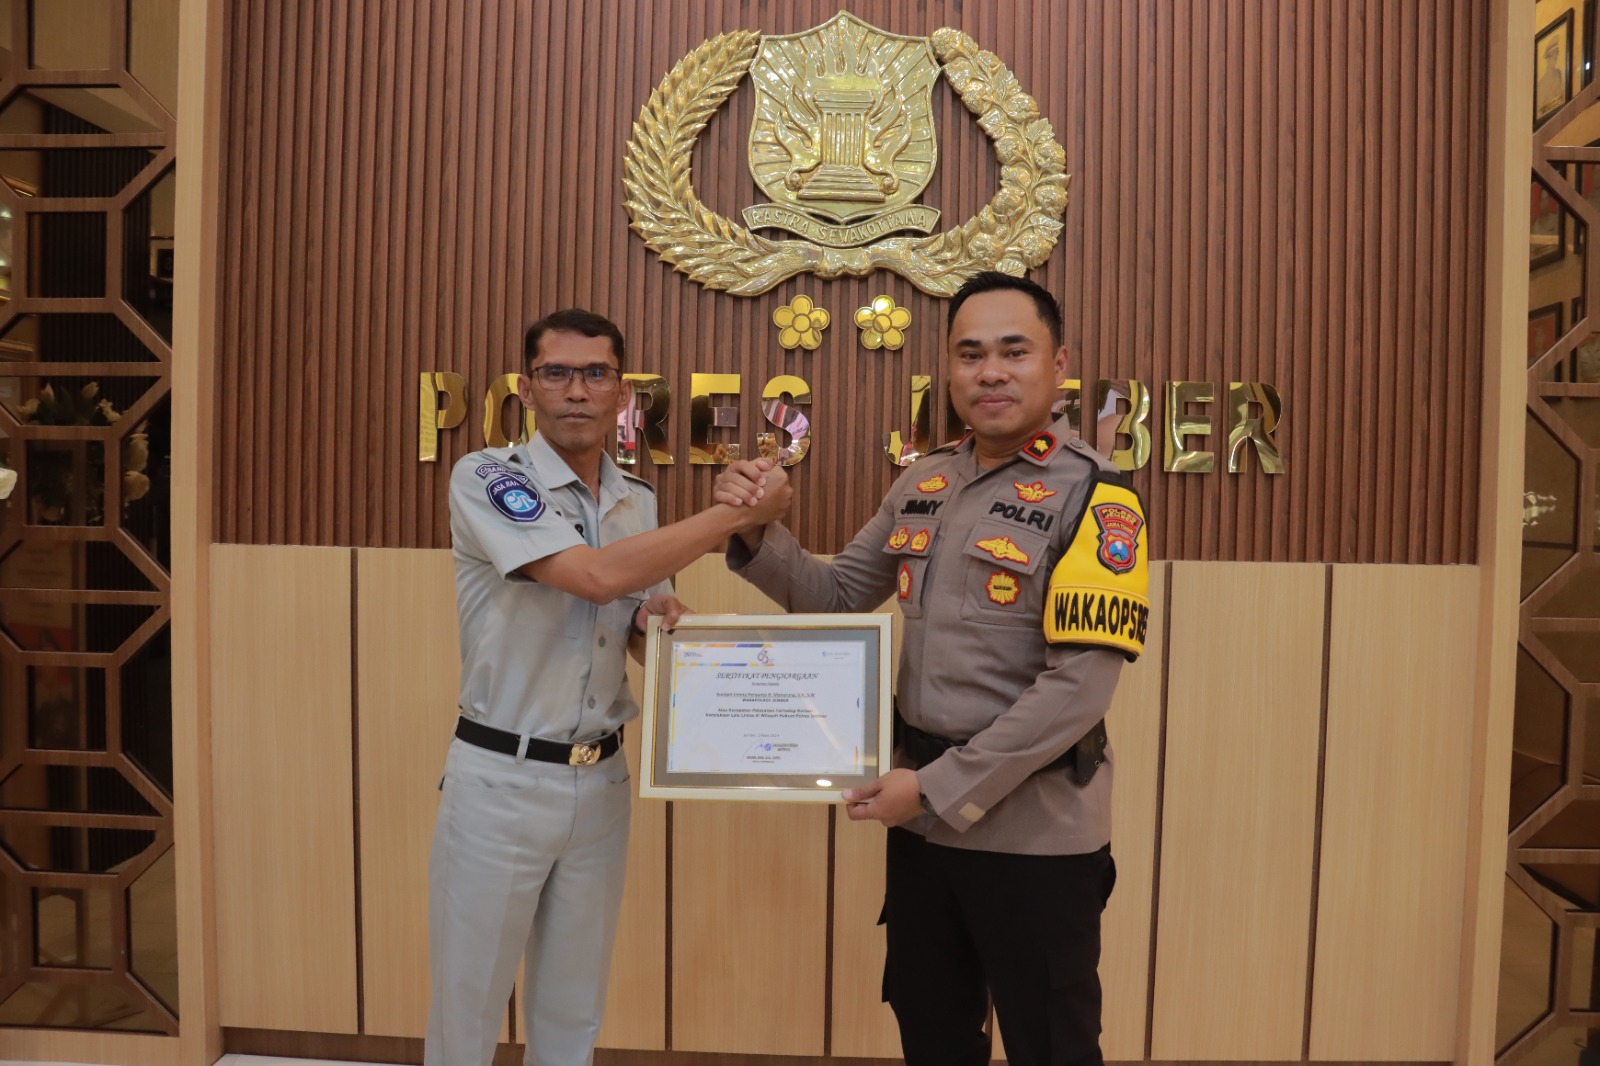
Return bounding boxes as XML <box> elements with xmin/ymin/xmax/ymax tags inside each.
<box><xmin>427</xmin><ymin>309</ymin><xmax>791</xmax><ymax>1066</ymax></box>
<box><xmin>715</xmin><ymin>274</ymin><xmax>1149</xmax><ymax>1066</ymax></box>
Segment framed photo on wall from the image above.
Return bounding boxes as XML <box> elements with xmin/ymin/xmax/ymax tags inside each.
<box><xmin>1587</xmin><ymin>0</ymin><xmax>1597</xmax><ymax>88</ymax></box>
<box><xmin>1537</xmin><ymin>9</ymin><xmax>1575</xmax><ymax>127</ymax></box>
<box><xmin>1532</xmin><ymin>175</ymin><xmax>1568</xmax><ymax>269</ymax></box>
<box><xmin>1530</xmin><ymin>301</ymin><xmax>1565</xmax><ymax>367</ymax></box>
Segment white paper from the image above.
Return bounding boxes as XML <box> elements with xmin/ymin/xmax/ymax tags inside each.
<box><xmin>666</xmin><ymin>641</ymin><xmax>865</xmax><ymax>775</ymax></box>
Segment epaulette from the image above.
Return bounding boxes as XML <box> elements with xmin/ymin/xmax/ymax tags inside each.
<box><xmin>1059</xmin><ymin>434</ymin><xmax>1128</xmax><ymax>478</ymax></box>
<box><xmin>621</xmin><ymin>470</ymin><xmax>657</xmax><ymax>493</ymax></box>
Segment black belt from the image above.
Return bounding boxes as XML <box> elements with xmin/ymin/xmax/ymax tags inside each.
<box><xmin>893</xmin><ymin>711</ymin><xmax>1106</xmax><ymax>786</ymax></box>
<box><xmin>455</xmin><ymin>716</ymin><xmax>622</xmax><ymax>767</ymax></box>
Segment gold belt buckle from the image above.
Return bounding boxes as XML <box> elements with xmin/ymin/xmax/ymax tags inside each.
<box><xmin>569</xmin><ymin>742</ymin><xmax>601</xmax><ymax>767</ymax></box>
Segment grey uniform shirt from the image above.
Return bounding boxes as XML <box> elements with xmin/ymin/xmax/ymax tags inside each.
<box><xmin>450</xmin><ymin>432</ymin><xmax>670</xmax><ymax>742</ymax></box>
<box><xmin>727</xmin><ymin>413</ymin><xmax>1133</xmax><ymax>856</ymax></box>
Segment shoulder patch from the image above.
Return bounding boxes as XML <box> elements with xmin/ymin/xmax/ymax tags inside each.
<box><xmin>1044</xmin><ymin>479</ymin><xmax>1150</xmax><ymax>660</ymax></box>
<box><xmin>485</xmin><ymin>472</ymin><xmax>546</xmax><ymax>523</ymax></box>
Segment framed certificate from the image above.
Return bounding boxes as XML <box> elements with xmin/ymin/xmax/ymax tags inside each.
<box><xmin>637</xmin><ymin>613</ymin><xmax>893</xmax><ymax>802</ymax></box>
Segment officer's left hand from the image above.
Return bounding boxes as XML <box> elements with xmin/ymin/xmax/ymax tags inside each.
<box><xmin>842</xmin><ymin>768</ymin><xmax>923</xmax><ymax>828</ymax></box>
<box><xmin>641</xmin><ymin>594</ymin><xmax>690</xmax><ymax>632</ymax></box>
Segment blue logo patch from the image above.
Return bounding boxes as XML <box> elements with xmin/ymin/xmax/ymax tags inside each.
<box><xmin>486</xmin><ymin>474</ymin><xmax>545</xmax><ymax>523</ymax></box>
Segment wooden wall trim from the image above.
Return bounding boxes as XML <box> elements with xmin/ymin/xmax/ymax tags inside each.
<box><xmin>172</xmin><ymin>0</ymin><xmax>228</xmax><ymax>1061</ymax></box>
<box><xmin>214</xmin><ymin>0</ymin><xmax>1489</xmax><ymax>565</ymax></box>
<box><xmin>1457</xmin><ymin>0</ymin><xmax>1532</xmax><ymax>1062</ymax></box>
<box><xmin>209</xmin><ymin>551</ymin><xmax>1473</xmax><ymax>1064</ymax></box>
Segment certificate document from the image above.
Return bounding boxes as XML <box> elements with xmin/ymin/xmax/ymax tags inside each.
<box><xmin>665</xmin><ymin>641</ymin><xmax>866</xmax><ymax>776</ymax></box>
<box><xmin>637</xmin><ymin>614</ymin><xmax>893</xmax><ymax>803</ymax></box>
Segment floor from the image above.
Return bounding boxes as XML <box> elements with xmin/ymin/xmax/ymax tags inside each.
<box><xmin>0</xmin><ymin>1058</ymin><xmax>403</xmax><ymax>1066</ymax></box>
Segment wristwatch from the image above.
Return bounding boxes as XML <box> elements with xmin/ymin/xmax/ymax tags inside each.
<box><xmin>919</xmin><ymin>792</ymin><xmax>937</xmax><ymax>818</ymax></box>
<box><xmin>629</xmin><ymin>605</ymin><xmax>649</xmax><ymax>637</ymax></box>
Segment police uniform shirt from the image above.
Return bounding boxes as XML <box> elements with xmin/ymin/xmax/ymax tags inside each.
<box><xmin>727</xmin><ymin>413</ymin><xmax>1150</xmax><ymax>856</ymax></box>
<box><xmin>450</xmin><ymin>432</ymin><xmax>670</xmax><ymax>742</ymax></box>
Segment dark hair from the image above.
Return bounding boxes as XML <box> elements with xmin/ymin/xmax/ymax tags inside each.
<box><xmin>946</xmin><ymin>271</ymin><xmax>1063</xmax><ymax>349</ymax></box>
<box><xmin>524</xmin><ymin>308</ymin><xmax>625</xmax><ymax>371</ymax></box>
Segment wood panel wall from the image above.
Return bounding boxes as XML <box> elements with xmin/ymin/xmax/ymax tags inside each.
<box><xmin>213</xmin><ymin>0</ymin><xmax>1488</xmax><ymax>564</ymax></box>
<box><xmin>207</xmin><ymin>546</ymin><xmax>1479</xmax><ymax>1060</ymax></box>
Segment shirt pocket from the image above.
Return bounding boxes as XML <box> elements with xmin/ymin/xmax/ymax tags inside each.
<box><xmin>881</xmin><ymin>518</ymin><xmax>941</xmax><ymax>618</ymax></box>
<box><xmin>958</xmin><ymin>518</ymin><xmax>1050</xmax><ymax>627</ymax></box>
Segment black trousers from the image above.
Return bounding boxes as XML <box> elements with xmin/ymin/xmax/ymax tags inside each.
<box><xmin>882</xmin><ymin>828</ymin><xmax>1116</xmax><ymax>1066</ymax></box>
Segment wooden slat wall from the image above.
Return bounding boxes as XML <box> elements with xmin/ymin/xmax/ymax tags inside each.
<box><xmin>214</xmin><ymin>0</ymin><xmax>1487</xmax><ymax>564</ymax></box>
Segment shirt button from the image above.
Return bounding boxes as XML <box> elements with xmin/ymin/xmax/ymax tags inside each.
<box><xmin>598</xmin><ymin>635</ymin><xmax>607</xmax><ymax>647</ymax></box>
<box><xmin>588</xmin><ymin>697</ymin><xmax>597</xmax><ymax>709</ymax></box>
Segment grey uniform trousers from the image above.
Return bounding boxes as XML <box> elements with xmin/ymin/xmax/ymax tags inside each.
<box><xmin>424</xmin><ymin>736</ymin><xmax>632</xmax><ymax>1066</ymax></box>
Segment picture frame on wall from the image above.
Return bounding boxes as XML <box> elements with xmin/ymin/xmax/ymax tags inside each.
<box><xmin>1586</xmin><ymin>0</ymin><xmax>1597</xmax><ymax>88</ymax></box>
<box><xmin>1532</xmin><ymin>175</ymin><xmax>1568</xmax><ymax>269</ymax></box>
<box><xmin>1566</xmin><ymin>297</ymin><xmax>1600</xmax><ymax>383</ymax></box>
<box><xmin>1537</xmin><ymin>9</ymin><xmax>1575</xmax><ymax>127</ymax></box>
<box><xmin>1530</xmin><ymin>301</ymin><xmax>1566</xmax><ymax>367</ymax></box>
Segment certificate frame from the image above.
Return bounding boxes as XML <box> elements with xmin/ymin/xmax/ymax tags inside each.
<box><xmin>637</xmin><ymin>613</ymin><xmax>893</xmax><ymax>803</ymax></box>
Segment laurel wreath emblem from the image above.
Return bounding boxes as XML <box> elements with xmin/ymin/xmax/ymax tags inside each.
<box><xmin>622</xmin><ymin>28</ymin><xmax>1070</xmax><ymax>297</ymax></box>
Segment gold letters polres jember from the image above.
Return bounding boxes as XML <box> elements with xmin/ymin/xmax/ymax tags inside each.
<box><xmin>622</xmin><ymin>13</ymin><xmax>1069</xmax><ymax>296</ymax></box>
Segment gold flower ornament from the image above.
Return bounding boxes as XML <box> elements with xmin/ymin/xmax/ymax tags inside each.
<box><xmin>773</xmin><ymin>295</ymin><xmax>830</xmax><ymax>350</ymax></box>
<box><xmin>856</xmin><ymin>296</ymin><xmax>912</xmax><ymax>350</ymax></box>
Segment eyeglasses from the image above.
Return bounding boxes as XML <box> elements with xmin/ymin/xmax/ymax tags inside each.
<box><xmin>528</xmin><ymin>364</ymin><xmax>622</xmax><ymax>392</ymax></box>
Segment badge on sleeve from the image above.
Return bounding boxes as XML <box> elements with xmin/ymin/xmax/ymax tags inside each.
<box><xmin>1044</xmin><ymin>479</ymin><xmax>1150</xmax><ymax>660</ymax></box>
<box><xmin>485</xmin><ymin>472</ymin><xmax>545</xmax><ymax>523</ymax></box>
<box><xmin>1091</xmin><ymin>502</ymin><xmax>1143</xmax><ymax>575</ymax></box>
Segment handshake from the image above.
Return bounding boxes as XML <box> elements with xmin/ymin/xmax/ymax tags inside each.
<box><xmin>714</xmin><ymin>458</ymin><xmax>794</xmax><ymax>539</ymax></box>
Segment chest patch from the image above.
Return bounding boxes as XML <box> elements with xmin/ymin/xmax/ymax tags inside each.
<box><xmin>986</xmin><ymin>572</ymin><xmax>1020</xmax><ymax>605</ymax></box>
<box><xmin>974</xmin><ymin>535</ymin><xmax>1030</xmax><ymax>565</ymax></box>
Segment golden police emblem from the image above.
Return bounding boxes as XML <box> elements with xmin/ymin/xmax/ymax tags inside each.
<box><xmin>622</xmin><ymin>13</ymin><xmax>1069</xmax><ymax>296</ymax></box>
<box><xmin>743</xmin><ymin>15</ymin><xmax>941</xmax><ymax>247</ymax></box>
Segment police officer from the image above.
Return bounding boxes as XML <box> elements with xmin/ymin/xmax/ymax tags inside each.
<box><xmin>714</xmin><ymin>273</ymin><xmax>1149</xmax><ymax>1066</ymax></box>
<box><xmin>427</xmin><ymin>309</ymin><xmax>791</xmax><ymax>1066</ymax></box>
